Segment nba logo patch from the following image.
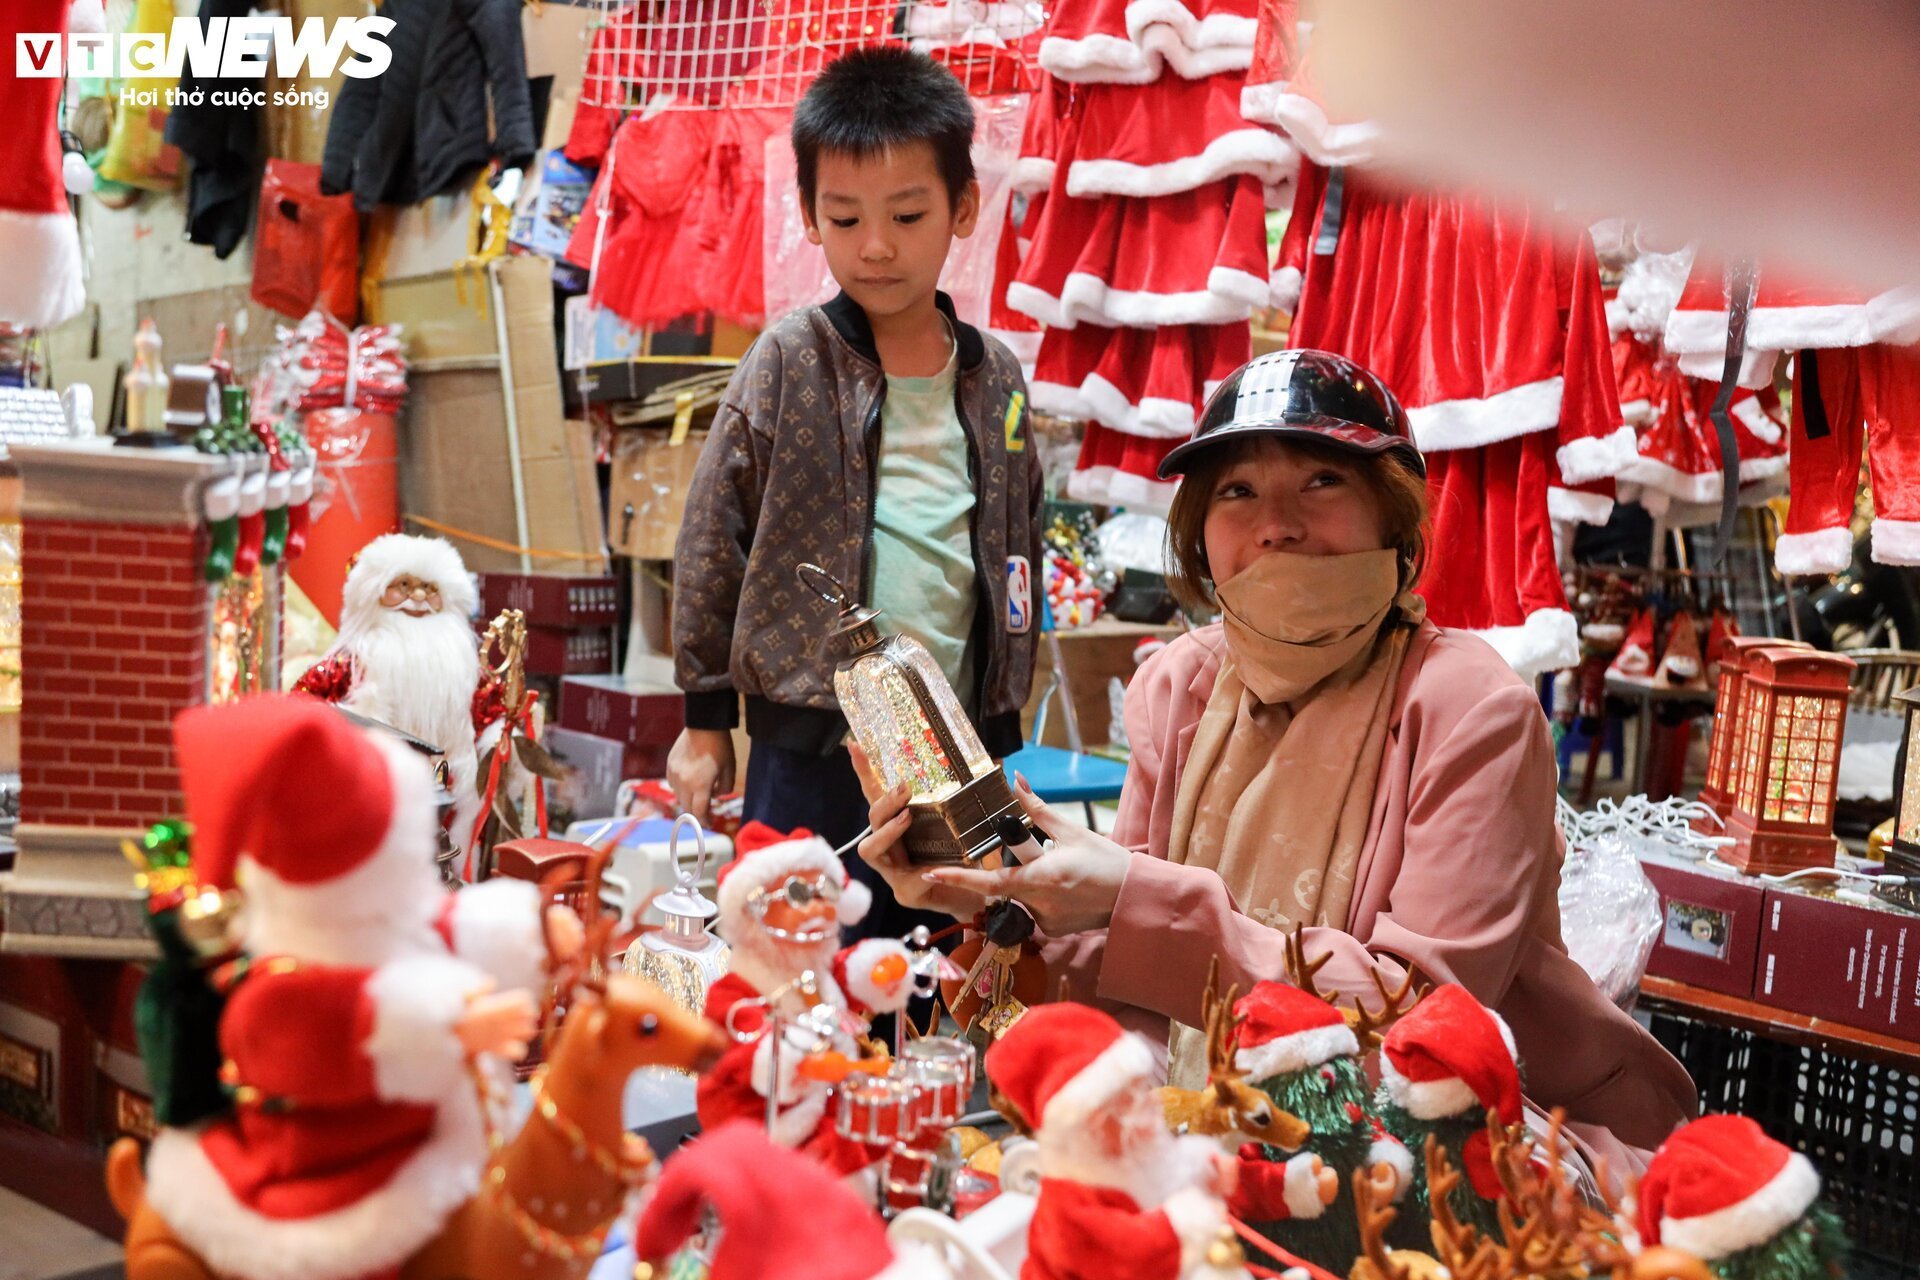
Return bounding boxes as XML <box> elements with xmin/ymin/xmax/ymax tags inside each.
<box><xmin>1006</xmin><ymin>556</ymin><xmax>1032</xmax><ymax>634</ymax></box>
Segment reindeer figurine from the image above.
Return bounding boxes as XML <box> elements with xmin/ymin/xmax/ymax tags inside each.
<box><xmin>1156</xmin><ymin>957</ymin><xmax>1313</xmax><ymax>1152</ymax></box>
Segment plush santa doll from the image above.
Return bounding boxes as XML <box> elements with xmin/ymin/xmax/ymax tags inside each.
<box><xmin>1229</xmin><ymin>982</ymin><xmax>1409</xmax><ymax>1273</ymax></box>
<box><xmin>0</xmin><ymin>1</ymin><xmax>88</xmax><ymax>330</ymax></box>
<box><xmin>293</xmin><ymin>534</ymin><xmax>511</xmax><ymax>855</ymax></box>
<box><xmin>985</xmin><ymin>1003</ymin><xmax>1252</xmax><ymax>1280</ymax></box>
<box><xmin>696</xmin><ymin>822</ymin><xmax>879</xmax><ymax>1175</ymax></box>
<box><xmin>143</xmin><ymin>694</ymin><xmax>561</xmax><ymax>1280</ymax></box>
<box><xmin>1372</xmin><ymin>984</ymin><xmax>1526</xmax><ymax>1249</ymax></box>
<box><xmin>636</xmin><ymin>1121</ymin><xmax>941</xmax><ymax>1280</ymax></box>
<box><xmin>1636</xmin><ymin>1116</ymin><xmax>1848</xmax><ymax>1280</ymax></box>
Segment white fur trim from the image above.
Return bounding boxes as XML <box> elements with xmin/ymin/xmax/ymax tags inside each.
<box><xmin>205</xmin><ymin>474</ymin><xmax>242</xmax><ymax>521</ymax></box>
<box><xmin>1282</xmin><ymin>1154</ymin><xmax>1329</xmax><ymax>1220</ymax></box>
<box><xmin>1871</xmin><ymin>518</ymin><xmax>1920</xmax><ymax>566</ymax></box>
<box><xmin>1037</xmin><ymin>34</ymin><xmax>1157</xmax><ymax>84</ymax></box>
<box><xmin>1269</xmin><ymin>264</ymin><xmax>1303</xmax><ymax>314</ymax></box>
<box><xmin>1369</xmin><ymin>1137</ymin><xmax>1414</xmax><ymax>1201</ymax></box>
<box><xmin>1731</xmin><ymin>396</ymin><xmax>1784</xmax><ymax>445</ymax></box>
<box><xmin>265</xmin><ymin>470</ymin><xmax>292</xmax><ymax>511</ymax></box>
<box><xmin>1030</xmin><ymin>377</ymin><xmax>1093</xmax><ymax>423</ymax></box>
<box><xmin>443</xmin><ymin>878</ymin><xmax>545</xmax><ymax>996</ymax></box>
<box><xmin>837</xmin><ymin>878</ymin><xmax>872</xmax><ymax>927</ymax></box>
<box><xmin>715</xmin><ymin>836</ymin><xmax>846</xmax><ymax>928</ymax></box>
<box><xmin>1133</xmin><ymin>32</ymin><xmax>1253</xmax><ymax>79</ymax></box>
<box><xmin>238</xmin><ymin>469</ymin><xmax>268</xmax><ymax>518</ymax></box>
<box><xmin>1659</xmin><ymin>1153</ymin><xmax>1820</xmax><ymax>1261</ymax></box>
<box><xmin>1125</xmin><ymin>0</ymin><xmax>1258</xmax><ymax>52</ymax></box>
<box><xmin>1669</xmin><ymin>288</ymin><xmax>1920</xmax><ymax>354</ymax></box>
<box><xmin>1007</xmin><ymin>270</ymin><xmax>1263</xmax><ymax>331</ymax></box>
<box><xmin>1548</xmin><ymin>486</ymin><xmax>1616</xmax><ymax>527</ymax></box>
<box><xmin>144</xmin><ymin>1080</ymin><xmax>485</xmax><ymax>1280</ymax></box>
<box><xmin>1234</xmin><ymin>1022</ymin><xmax>1358</xmax><ymax>1081</ymax></box>
<box><xmin>1065</xmin><ymin>129</ymin><xmax>1296</xmax><ymax>200</ymax></box>
<box><xmin>1618</xmin><ymin>457</ymin><xmax>1724</xmax><ymax>507</ymax></box>
<box><xmin>1010</xmin><ymin>156</ymin><xmax>1056</xmax><ymax>195</ymax></box>
<box><xmin>1675</xmin><ymin>347</ymin><xmax>1779</xmax><ymax>390</ymax></box>
<box><xmin>1379</xmin><ymin>1054</ymin><xmax>1479</xmax><ymax>1121</ymax></box>
<box><xmin>1161</xmin><ymin>1186</ymin><xmax>1230</xmax><ymax>1272</ymax></box>
<box><xmin>343</xmin><ymin>534</ymin><xmax>478</xmax><ymax>624</ymax></box>
<box><xmin>363</xmin><ymin>954</ymin><xmax>488</xmax><ymax>1103</ymax></box>
<box><xmin>239</xmin><ymin>737</ymin><xmax>446</xmax><ymax>967</ymax></box>
<box><xmin>1407</xmin><ymin>375</ymin><xmax>1564</xmax><ymax>453</ymax></box>
<box><xmin>1556</xmin><ymin>425</ymin><xmax>1639</xmax><ymax>485</ymax></box>
<box><xmin>1619</xmin><ymin>397</ymin><xmax>1654</xmax><ymax>426</ymax></box>
<box><xmin>1240</xmin><ymin>80</ymin><xmax>1291</xmax><ymax>129</ymax></box>
<box><xmin>0</xmin><ymin>208</ymin><xmax>84</xmax><ymax>331</ymax></box>
<box><xmin>1256</xmin><ymin>91</ymin><xmax>1380</xmax><ymax>167</ymax></box>
<box><xmin>1774</xmin><ymin>526</ymin><xmax>1853</xmax><ymax>577</ymax></box>
<box><xmin>1075</xmin><ymin>372</ymin><xmax>1212</xmax><ymax>440</ymax></box>
<box><xmin>1466</xmin><ymin>608</ymin><xmax>1580</xmax><ymax>679</ymax></box>
<box><xmin>1582</xmin><ymin>622</ymin><xmax>1626</xmax><ymax>646</ymax></box>
<box><xmin>1040</xmin><ymin>1033</ymin><xmax>1157</xmax><ymax>1131</ymax></box>
<box><xmin>290</xmin><ymin>461</ymin><xmax>316</xmax><ymax>504</ymax></box>
<box><xmin>1066</xmin><ymin>465</ymin><xmax>1178</xmax><ymax>514</ymax></box>
<box><xmin>841</xmin><ymin>937</ymin><xmax>911</xmax><ymax>1014</ymax></box>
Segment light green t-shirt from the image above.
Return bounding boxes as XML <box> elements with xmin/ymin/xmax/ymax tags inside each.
<box><xmin>871</xmin><ymin>344</ymin><xmax>978</xmax><ymax>701</ymax></box>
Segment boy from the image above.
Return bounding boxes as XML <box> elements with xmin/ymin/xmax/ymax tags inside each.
<box><xmin>669</xmin><ymin>48</ymin><xmax>1043</xmax><ymax>945</ymax></box>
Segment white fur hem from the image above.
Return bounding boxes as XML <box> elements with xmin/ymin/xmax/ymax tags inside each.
<box><xmin>205</xmin><ymin>475</ymin><xmax>241</xmax><ymax>521</ymax></box>
<box><xmin>841</xmin><ymin>937</ymin><xmax>912</xmax><ymax>1015</ymax></box>
<box><xmin>1369</xmin><ymin>1138</ymin><xmax>1414</xmax><ymax>1201</ymax></box>
<box><xmin>444</xmin><ymin>878</ymin><xmax>546</xmax><ymax>996</ymax></box>
<box><xmin>1234</xmin><ymin>1022</ymin><xmax>1358</xmax><ymax>1081</ymax></box>
<box><xmin>1556</xmin><ymin>425</ymin><xmax>1639</xmax><ymax>485</ymax></box>
<box><xmin>1041</xmin><ymin>1034</ymin><xmax>1156</xmax><ymax>1131</ymax></box>
<box><xmin>1466</xmin><ymin>608</ymin><xmax>1580</xmax><ymax>679</ymax></box>
<box><xmin>1619</xmin><ymin>396</ymin><xmax>1654</xmax><ymax>426</ymax></box>
<box><xmin>364</xmin><ymin>954</ymin><xmax>488</xmax><ymax>1103</ymax></box>
<box><xmin>1010</xmin><ymin>156</ymin><xmax>1056</xmax><ymax>196</ymax></box>
<box><xmin>1065</xmin><ymin>129</ymin><xmax>1296</xmax><ymax>200</ymax></box>
<box><xmin>1081</xmin><ymin>373</ymin><xmax>1213</xmax><ymax>440</ymax></box>
<box><xmin>1125</xmin><ymin>0</ymin><xmax>1257</xmax><ymax>52</ymax></box>
<box><xmin>1675</xmin><ymin>346</ymin><xmax>1780</xmax><ymax>390</ymax></box>
<box><xmin>1872</xmin><ymin>518</ymin><xmax>1920</xmax><ymax>566</ymax></box>
<box><xmin>1162</xmin><ymin>1186</ymin><xmax>1229</xmax><ymax>1270</ymax></box>
<box><xmin>1240</xmin><ymin>80</ymin><xmax>1291</xmax><ymax>129</ymax></box>
<box><xmin>1037</xmin><ymin>33</ymin><xmax>1157</xmax><ymax>84</ymax></box>
<box><xmin>145</xmin><ymin>1092</ymin><xmax>484</xmax><ymax>1280</ymax></box>
<box><xmin>1731</xmin><ymin>395</ymin><xmax>1784</xmax><ymax>444</ymax></box>
<box><xmin>1283</xmin><ymin>1155</ymin><xmax>1329</xmax><ymax>1220</ymax></box>
<box><xmin>716</xmin><ymin>836</ymin><xmax>845</xmax><ymax>927</ymax></box>
<box><xmin>1380</xmin><ymin>1057</ymin><xmax>1479</xmax><ymax>1121</ymax></box>
<box><xmin>1548</xmin><ymin>486</ymin><xmax>1616</xmax><ymax>527</ymax></box>
<box><xmin>1007</xmin><ymin>270</ymin><xmax>1263</xmax><ymax>331</ymax></box>
<box><xmin>1659</xmin><ymin>1153</ymin><xmax>1820</xmax><ymax>1261</ymax></box>
<box><xmin>1255</xmin><ymin>91</ymin><xmax>1380</xmax><ymax>167</ymax></box>
<box><xmin>1407</xmin><ymin>375</ymin><xmax>1564</xmax><ymax>453</ymax></box>
<box><xmin>1066</xmin><ymin>465</ymin><xmax>1179</xmax><ymax>514</ymax></box>
<box><xmin>1666</xmin><ymin>288</ymin><xmax>1920</xmax><ymax>354</ymax></box>
<box><xmin>1269</xmin><ymin>264</ymin><xmax>1303</xmax><ymax>314</ymax></box>
<box><xmin>1775</xmin><ymin>526</ymin><xmax>1853</xmax><ymax>576</ymax></box>
<box><xmin>0</xmin><ymin>207</ymin><xmax>84</xmax><ymax>331</ymax></box>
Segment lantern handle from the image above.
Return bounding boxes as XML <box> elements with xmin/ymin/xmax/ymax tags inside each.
<box><xmin>670</xmin><ymin>812</ymin><xmax>709</xmax><ymax>889</ymax></box>
<box><xmin>796</xmin><ymin>562</ymin><xmax>852</xmax><ymax>610</ymax></box>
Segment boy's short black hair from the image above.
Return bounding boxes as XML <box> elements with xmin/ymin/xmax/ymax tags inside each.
<box><xmin>792</xmin><ymin>46</ymin><xmax>976</xmax><ymax>212</ymax></box>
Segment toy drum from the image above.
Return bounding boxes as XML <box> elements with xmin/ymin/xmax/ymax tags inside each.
<box><xmin>835</xmin><ymin>1074</ymin><xmax>911</xmax><ymax>1147</ymax></box>
<box><xmin>899</xmin><ymin>1036</ymin><xmax>974</xmax><ymax>1128</ymax></box>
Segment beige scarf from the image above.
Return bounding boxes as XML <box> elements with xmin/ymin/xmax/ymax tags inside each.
<box><xmin>1164</xmin><ymin>549</ymin><xmax>1425</xmax><ymax>1087</ymax></box>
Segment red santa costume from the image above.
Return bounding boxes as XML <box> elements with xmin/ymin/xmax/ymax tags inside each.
<box><xmin>0</xmin><ymin>1</ymin><xmax>87</xmax><ymax>331</ymax></box>
<box><xmin>696</xmin><ymin>823</ymin><xmax>880</xmax><ymax>1175</ymax></box>
<box><xmin>292</xmin><ymin>534</ymin><xmax>508</xmax><ymax>857</ymax></box>
<box><xmin>1378</xmin><ymin>984</ymin><xmax>1525</xmax><ymax>1203</ymax></box>
<box><xmin>144</xmin><ymin>696</ymin><xmax>547</xmax><ymax>1280</ymax></box>
<box><xmin>986</xmin><ymin>1003</ymin><xmax>1250</xmax><ymax>1280</ymax></box>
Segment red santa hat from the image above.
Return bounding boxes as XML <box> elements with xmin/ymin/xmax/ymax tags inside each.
<box><xmin>174</xmin><ymin>695</ymin><xmax>438</xmax><ymax>944</ymax></box>
<box><xmin>0</xmin><ymin>1</ymin><xmax>86</xmax><ymax>330</ymax></box>
<box><xmin>637</xmin><ymin>1121</ymin><xmax>927</xmax><ymax>1280</ymax></box>
<box><xmin>1232</xmin><ymin>982</ymin><xmax>1359</xmax><ymax>1081</ymax></box>
<box><xmin>340</xmin><ymin>534</ymin><xmax>479</xmax><ymax>628</ymax></box>
<box><xmin>715</xmin><ymin>822</ymin><xmax>870</xmax><ymax>929</ymax></box>
<box><xmin>1378</xmin><ymin>984</ymin><xmax>1521</xmax><ymax>1125</ymax></box>
<box><xmin>1636</xmin><ymin>1115</ymin><xmax>1821</xmax><ymax>1262</ymax></box>
<box><xmin>834</xmin><ymin>938</ymin><xmax>914</xmax><ymax>1017</ymax></box>
<box><xmin>984</xmin><ymin>1003</ymin><xmax>1156</xmax><ymax>1134</ymax></box>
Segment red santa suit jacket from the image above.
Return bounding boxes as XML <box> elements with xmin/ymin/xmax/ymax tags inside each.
<box><xmin>1026</xmin><ymin>1178</ymin><xmax>1243</xmax><ymax>1280</ymax></box>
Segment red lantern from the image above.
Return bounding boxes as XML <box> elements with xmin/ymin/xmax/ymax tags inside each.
<box><xmin>1695</xmin><ymin>636</ymin><xmax>1813</xmax><ymax>833</ymax></box>
<box><xmin>1723</xmin><ymin>647</ymin><xmax>1856</xmax><ymax>874</ymax></box>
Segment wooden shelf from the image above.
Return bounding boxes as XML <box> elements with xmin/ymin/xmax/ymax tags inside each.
<box><xmin>1639</xmin><ymin>975</ymin><xmax>1920</xmax><ymax>1071</ymax></box>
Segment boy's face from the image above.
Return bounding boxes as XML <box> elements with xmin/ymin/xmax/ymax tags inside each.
<box><xmin>804</xmin><ymin>141</ymin><xmax>980</xmax><ymax>323</ymax></box>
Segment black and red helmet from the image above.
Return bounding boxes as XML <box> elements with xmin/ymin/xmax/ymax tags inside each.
<box><xmin>1157</xmin><ymin>349</ymin><xmax>1425</xmax><ymax>480</ymax></box>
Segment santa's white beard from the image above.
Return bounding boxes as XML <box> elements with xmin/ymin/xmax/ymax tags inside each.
<box><xmin>726</xmin><ymin>925</ymin><xmax>841</xmax><ymax>1008</ymax></box>
<box><xmin>336</xmin><ymin>606</ymin><xmax>482</xmax><ymax>763</ymax></box>
<box><xmin>1040</xmin><ymin>1120</ymin><xmax>1217</xmax><ymax>1210</ymax></box>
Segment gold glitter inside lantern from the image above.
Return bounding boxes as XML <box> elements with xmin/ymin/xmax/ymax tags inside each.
<box><xmin>624</xmin><ymin>816</ymin><xmax>730</xmax><ymax>1037</ymax></box>
<box><xmin>1723</xmin><ymin>647</ymin><xmax>1854</xmax><ymax>874</ymax></box>
<box><xmin>1697</xmin><ymin>637</ymin><xmax>1811</xmax><ymax>833</ymax></box>
<box><xmin>799</xmin><ymin>563</ymin><xmax>1027</xmax><ymax>866</ymax></box>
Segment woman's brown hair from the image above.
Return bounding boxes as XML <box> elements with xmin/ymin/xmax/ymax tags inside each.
<box><xmin>1164</xmin><ymin>435</ymin><xmax>1431</xmax><ymax>615</ymax></box>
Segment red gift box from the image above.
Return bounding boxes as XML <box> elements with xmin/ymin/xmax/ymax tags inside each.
<box><xmin>523</xmin><ymin>626</ymin><xmax>616</xmax><ymax>677</ymax></box>
<box><xmin>479</xmin><ymin>572</ymin><xmax>620</xmax><ymax>629</ymax></box>
<box><xmin>1756</xmin><ymin>884</ymin><xmax>1920</xmax><ymax>1038</ymax></box>
<box><xmin>1637</xmin><ymin>849</ymin><xmax>1766</xmax><ymax>999</ymax></box>
<box><xmin>559</xmin><ymin>675</ymin><xmax>684</xmax><ymax>749</ymax></box>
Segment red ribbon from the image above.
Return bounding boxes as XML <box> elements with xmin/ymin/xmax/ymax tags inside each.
<box><xmin>463</xmin><ymin>692</ymin><xmax>546</xmax><ymax>881</ymax></box>
<box><xmin>1228</xmin><ymin>1216</ymin><xmax>1343</xmax><ymax>1280</ymax></box>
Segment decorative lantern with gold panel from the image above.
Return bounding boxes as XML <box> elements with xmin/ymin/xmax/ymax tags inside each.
<box><xmin>1724</xmin><ymin>647</ymin><xmax>1855</xmax><ymax>874</ymax></box>
<box><xmin>1695</xmin><ymin>637</ymin><xmax>1812</xmax><ymax>832</ymax></box>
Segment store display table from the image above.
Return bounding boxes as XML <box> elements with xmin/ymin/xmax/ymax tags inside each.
<box><xmin>1639</xmin><ymin>975</ymin><xmax>1920</xmax><ymax>1071</ymax></box>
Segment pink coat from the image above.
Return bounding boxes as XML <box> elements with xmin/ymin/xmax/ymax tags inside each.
<box><xmin>1044</xmin><ymin>621</ymin><xmax>1697</xmax><ymax>1160</ymax></box>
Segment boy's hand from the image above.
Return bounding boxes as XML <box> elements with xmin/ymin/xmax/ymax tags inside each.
<box><xmin>668</xmin><ymin>729</ymin><xmax>735</xmax><ymax>823</ymax></box>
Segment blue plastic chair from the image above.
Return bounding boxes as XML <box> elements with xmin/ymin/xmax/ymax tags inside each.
<box><xmin>1001</xmin><ymin>595</ymin><xmax>1130</xmax><ymax>825</ymax></box>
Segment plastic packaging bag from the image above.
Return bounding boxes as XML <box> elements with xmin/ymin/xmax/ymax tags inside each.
<box><xmin>1555</xmin><ymin>796</ymin><xmax>1672</xmax><ymax>1011</ymax></box>
<box><xmin>1095</xmin><ymin>512</ymin><xmax>1172</xmax><ymax>574</ymax></box>
<box><xmin>252</xmin><ymin>162</ymin><xmax>362</xmax><ymax>323</ymax></box>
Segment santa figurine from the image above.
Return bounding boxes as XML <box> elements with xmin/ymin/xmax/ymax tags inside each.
<box><xmin>985</xmin><ymin>1003</ymin><xmax>1252</xmax><ymax>1280</ymax></box>
<box><xmin>696</xmin><ymin>822</ymin><xmax>881</xmax><ymax>1175</ymax></box>
<box><xmin>1636</xmin><ymin>1115</ymin><xmax>1848</xmax><ymax>1280</ymax></box>
<box><xmin>142</xmin><ymin>695</ymin><xmax>574</xmax><ymax>1280</ymax></box>
<box><xmin>834</xmin><ymin>936</ymin><xmax>918</xmax><ymax>1027</ymax></box>
<box><xmin>293</xmin><ymin>534</ymin><xmax>514</xmax><ymax>855</ymax></box>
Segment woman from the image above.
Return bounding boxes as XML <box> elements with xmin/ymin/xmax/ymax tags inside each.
<box><xmin>856</xmin><ymin>349</ymin><xmax>1696</xmax><ymax>1166</ymax></box>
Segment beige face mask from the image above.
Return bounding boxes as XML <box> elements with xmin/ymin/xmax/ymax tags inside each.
<box><xmin>1213</xmin><ymin>548</ymin><xmax>1411</xmax><ymax>704</ymax></box>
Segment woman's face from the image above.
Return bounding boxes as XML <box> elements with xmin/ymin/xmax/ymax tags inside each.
<box><xmin>1202</xmin><ymin>440</ymin><xmax>1392</xmax><ymax>585</ymax></box>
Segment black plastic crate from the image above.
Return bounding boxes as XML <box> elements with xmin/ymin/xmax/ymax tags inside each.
<box><xmin>1648</xmin><ymin>1011</ymin><xmax>1920</xmax><ymax>1278</ymax></box>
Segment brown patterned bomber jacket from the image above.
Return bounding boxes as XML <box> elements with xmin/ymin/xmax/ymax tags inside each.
<box><xmin>672</xmin><ymin>291</ymin><xmax>1044</xmax><ymax>757</ymax></box>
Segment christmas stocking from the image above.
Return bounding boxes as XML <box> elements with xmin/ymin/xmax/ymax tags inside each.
<box><xmin>261</xmin><ymin>468</ymin><xmax>290</xmax><ymax>567</ymax></box>
<box><xmin>233</xmin><ymin>467</ymin><xmax>267</xmax><ymax>578</ymax></box>
<box><xmin>202</xmin><ymin>472</ymin><xmax>241</xmax><ymax>582</ymax></box>
<box><xmin>284</xmin><ymin>459</ymin><xmax>315</xmax><ymax>561</ymax></box>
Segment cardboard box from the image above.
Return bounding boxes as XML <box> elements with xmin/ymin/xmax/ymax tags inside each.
<box><xmin>524</xmin><ymin>626</ymin><xmax>615</xmax><ymax>676</ymax></box>
<box><xmin>480</xmin><ymin>572</ymin><xmax>620</xmax><ymax>629</ymax></box>
<box><xmin>560</xmin><ymin>674</ymin><xmax>685</xmax><ymax>749</ymax></box>
<box><xmin>1636</xmin><ymin>848</ymin><xmax>1767</xmax><ymax>998</ymax></box>
<box><xmin>542</xmin><ymin>726</ymin><xmax>670</xmax><ymax>826</ymax></box>
<box><xmin>608</xmin><ymin>427</ymin><xmax>709</xmax><ymax>560</ymax></box>
<box><xmin>1756</xmin><ymin>884</ymin><xmax>1920</xmax><ymax>1037</ymax></box>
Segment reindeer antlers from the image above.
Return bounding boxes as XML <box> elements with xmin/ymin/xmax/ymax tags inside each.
<box><xmin>1285</xmin><ymin>922</ymin><xmax>1336</xmax><ymax>1005</ymax></box>
<box><xmin>1201</xmin><ymin>956</ymin><xmax>1247</xmax><ymax>1080</ymax></box>
<box><xmin>1351</xmin><ymin>968</ymin><xmax>1428</xmax><ymax>1050</ymax></box>
<box><xmin>1353</xmin><ymin>1164</ymin><xmax>1415</xmax><ymax>1280</ymax></box>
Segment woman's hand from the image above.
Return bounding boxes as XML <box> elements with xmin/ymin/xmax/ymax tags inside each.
<box><xmin>923</xmin><ymin>774</ymin><xmax>1133</xmax><ymax>937</ymax></box>
<box><xmin>849</xmin><ymin>745</ymin><xmax>991</xmax><ymax>920</ymax></box>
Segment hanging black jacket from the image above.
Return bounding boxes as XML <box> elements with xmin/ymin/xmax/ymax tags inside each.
<box><xmin>164</xmin><ymin>0</ymin><xmax>262</xmax><ymax>258</ymax></box>
<box><xmin>321</xmin><ymin>0</ymin><xmax>537</xmax><ymax>211</ymax></box>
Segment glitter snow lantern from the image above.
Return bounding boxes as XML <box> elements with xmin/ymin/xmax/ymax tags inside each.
<box><xmin>624</xmin><ymin>816</ymin><xmax>731</xmax><ymax>1018</ymax></box>
<box><xmin>1695</xmin><ymin>637</ymin><xmax>1812</xmax><ymax>833</ymax></box>
<box><xmin>1724</xmin><ymin>647</ymin><xmax>1855</xmax><ymax>874</ymax></box>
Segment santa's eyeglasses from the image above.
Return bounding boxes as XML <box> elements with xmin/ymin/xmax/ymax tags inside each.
<box><xmin>381</xmin><ymin>577</ymin><xmax>442</xmax><ymax>605</ymax></box>
<box><xmin>745</xmin><ymin>873</ymin><xmax>841</xmax><ymax>942</ymax></box>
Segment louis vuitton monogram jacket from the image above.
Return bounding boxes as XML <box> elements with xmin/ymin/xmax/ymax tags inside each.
<box><xmin>672</xmin><ymin>292</ymin><xmax>1044</xmax><ymax>758</ymax></box>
